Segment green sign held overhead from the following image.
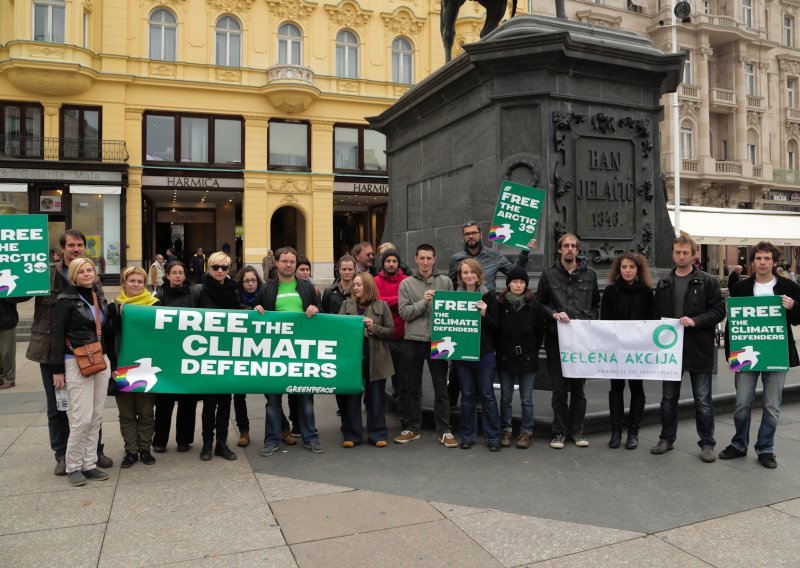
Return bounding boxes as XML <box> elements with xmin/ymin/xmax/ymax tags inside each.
<box><xmin>489</xmin><ymin>181</ymin><xmax>546</xmax><ymax>250</ymax></box>
<box><xmin>116</xmin><ymin>305</ymin><xmax>366</xmax><ymax>394</ymax></box>
<box><xmin>727</xmin><ymin>296</ymin><xmax>789</xmax><ymax>372</ymax></box>
<box><xmin>431</xmin><ymin>291</ymin><xmax>482</xmax><ymax>362</ymax></box>
<box><xmin>0</xmin><ymin>214</ymin><xmax>50</xmax><ymax>298</ymax></box>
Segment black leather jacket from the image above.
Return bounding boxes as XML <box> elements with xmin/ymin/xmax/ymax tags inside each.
<box><xmin>49</xmin><ymin>286</ymin><xmax>109</xmax><ymax>373</ymax></box>
<box><xmin>654</xmin><ymin>267</ymin><xmax>725</xmax><ymax>372</ymax></box>
<box><xmin>536</xmin><ymin>261</ymin><xmax>600</xmax><ymax>342</ymax></box>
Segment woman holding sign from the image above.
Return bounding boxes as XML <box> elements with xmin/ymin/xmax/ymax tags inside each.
<box><xmin>600</xmin><ymin>252</ymin><xmax>654</xmax><ymax>450</ymax></box>
<box><xmin>454</xmin><ymin>259</ymin><xmax>501</xmax><ymax>451</ymax></box>
<box><xmin>338</xmin><ymin>272</ymin><xmax>394</xmax><ymax>447</ymax></box>
<box><xmin>107</xmin><ymin>266</ymin><xmax>160</xmax><ymax>468</ymax></box>
<box><xmin>50</xmin><ymin>258</ymin><xmax>112</xmax><ymax>487</ymax></box>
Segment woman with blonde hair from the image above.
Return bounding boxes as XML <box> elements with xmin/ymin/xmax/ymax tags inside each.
<box><xmin>107</xmin><ymin>266</ymin><xmax>160</xmax><ymax>468</ymax></box>
<box><xmin>50</xmin><ymin>258</ymin><xmax>112</xmax><ymax>486</ymax></box>
<box><xmin>191</xmin><ymin>250</ymin><xmax>240</xmax><ymax>461</ymax></box>
<box><xmin>338</xmin><ymin>272</ymin><xmax>394</xmax><ymax>447</ymax></box>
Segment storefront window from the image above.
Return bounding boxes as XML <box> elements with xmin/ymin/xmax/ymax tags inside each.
<box><xmin>0</xmin><ymin>186</ymin><xmax>28</xmax><ymax>215</ymax></box>
<box><xmin>269</xmin><ymin>120</ymin><xmax>309</xmax><ymax>170</ymax></box>
<box><xmin>71</xmin><ymin>192</ymin><xmax>121</xmax><ymax>275</ymax></box>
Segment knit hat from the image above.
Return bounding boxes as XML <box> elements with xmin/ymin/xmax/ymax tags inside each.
<box><xmin>381</xmin><ymin>249</ymin><xmax>401</xmax><ymax>269</ymax></box>
<box><xmin>506</xmin><ymin>267</ymin><xmax>529</xmax><ymax>288</ymax></box>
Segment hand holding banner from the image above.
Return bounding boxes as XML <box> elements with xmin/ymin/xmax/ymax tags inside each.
<box><xmin>489</xmin><ymin>181</ymin><xmax>546</xmax><ymax>250</ymax></box>
<box><xmin>431</xmin><ymin>291</ymin><xmax>482</xmax><ymax>362</ymax></box>
<box><xmin>117</xmin><ymin>306</ymin><xmax>365</xmax><ymax>394</ymax></box>
<box><xmin>727</xmin><ymin>296</ymin><xmax>789</xmax><ymax>372</ymax></box>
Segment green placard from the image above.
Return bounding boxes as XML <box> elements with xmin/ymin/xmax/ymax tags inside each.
<box><xmin>116</xmin><ymin>305</ymin><xmax>365</xmax><ymax>394</ymax></box>
<box><xmin>727</xmin><ymin>296</ymin><xmax>789</xmax><ymax>372</ymax></box>
<box><xmin>489</xmin><ymin>181</ymin><xmax>547</xmax><ymax>250</ymax></box>
<box><xmin>0</xmin><ymin>214</ymin><xmax>50</xmax><ymax>298</ymax></box>
<box><xmin>431</xmin><ymin>291</ymin><xmax>482</xmax><ymax>362</ymax></box>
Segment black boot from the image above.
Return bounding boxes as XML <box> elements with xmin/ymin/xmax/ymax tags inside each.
<box><xmin>609</xmin><ymin>430</ymin><xmax>622</xmax><ymax>449</ymax></box>
<box><xmin>608</xmin><ymin>388</ymin><xmax>625</xmax><ymax>446</ymax></box>
<box><xmin>625</xmin><ymin>432</ymin><xmax>639</xmax><ymax>449</ymax></box>
<box><xmin>200</xmin><ymin>440</ymin><xmax>213</xmax><ymax>461</ymax></box>
<box><xmin>626</xmin><ymin>389</ymin><xmax>645</xmax><ymax>450</ymax></box>
<box><xmin>215</xmin><ymin>442</ymin><xmax>237</xmax><ymax>461</ymax></box>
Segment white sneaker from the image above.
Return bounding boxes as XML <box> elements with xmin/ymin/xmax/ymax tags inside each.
<box><xmin>550</xmin><ymin>433</ymin><xmax>566</xmax><ymax>449</ymax></box>
<box><xmin>439</xmin><ymin>432</ymin><xmax>458</xmax><ymax>448</ymax></box>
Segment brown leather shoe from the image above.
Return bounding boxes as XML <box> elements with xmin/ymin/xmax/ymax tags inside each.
<box><xmin>280</xmin><ymin>431</ymin><xmax>297</xmax><ymax>446</ymax></box>
<box><xmin>500</xmin><ymin>430</ymin><xmax>512</xmax><ymax>447</ymax></box>
<box><xmin>0</xmin><ymin>382</ymin><xmax>15</xmax><ymax>390</ymax></box>
<box><xmin>237</xmin><ymin>431</ymin><xmax>250</xmax><ymax>447</ymax></box>
<box><xmin>516</xmin><ymin>432</ymin><xmax>532</xmax><ymax>449</ymax></box>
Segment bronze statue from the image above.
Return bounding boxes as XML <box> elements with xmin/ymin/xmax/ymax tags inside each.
<box><xmin>440</xmin><ymin>0</ymin><xmax>567</xmax><ymax>62</ymax></box>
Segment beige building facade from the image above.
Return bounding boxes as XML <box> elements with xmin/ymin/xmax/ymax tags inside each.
<box><xmin>1</xmin><ymin>0</ymin><xmax>797</xmax><ymax>279</ymax></box>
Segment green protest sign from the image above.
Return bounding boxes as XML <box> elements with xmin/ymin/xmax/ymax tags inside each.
<box><xmin>727</xmin><ymin>296</ymin><xmax>788</xmax><ymax>372</ymax></box>
<box><xmin>116</xmin><ymin>305</ymin><xmax>365</xmax><ymax>394</ymax></box>
<box><xmin>489</xmin><ymin>181</ymin><xmax>546</xmax><ymax>250</ymax></box>
<box><xmin>0</xmin><ymin>214</ymin><xmax>50</xmax><ymax>298</ymax></box>
<box><xmin>431</xmin><ymin>291</ymin><xmax>482</xmax><ymax>362</ymax></box>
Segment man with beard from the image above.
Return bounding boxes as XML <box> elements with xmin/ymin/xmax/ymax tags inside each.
<box><xmin>26</xmin><ymin>229</ymin><xmax>113</xmax><ymax>474</ymax></box>
<box><xmin>536</xmin><ymin>233</ymin><xmax>600</xmax><ymax>450</ymax></box>
<box><xmin>375</xmin><ymin>249</ymin><xmax>409</xmax><ymax>403</ymax></box>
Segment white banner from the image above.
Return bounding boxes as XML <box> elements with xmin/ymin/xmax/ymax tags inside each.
<box><xmin>557</xmin><ymin>319</ymin><xmax>684</xmax><ymax>381</ymax></box>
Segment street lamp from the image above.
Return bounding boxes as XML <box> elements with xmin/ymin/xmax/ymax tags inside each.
<box><xmin>667</xmin><ymin>1</ymin><xmax>692</xmax><ymax>236</ymax></box>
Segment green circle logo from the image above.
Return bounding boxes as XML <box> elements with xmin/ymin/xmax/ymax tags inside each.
<box><xmin>653</xmin><ymin>324</ymin><xmax>678</xmax><ymax>350</ymax></box>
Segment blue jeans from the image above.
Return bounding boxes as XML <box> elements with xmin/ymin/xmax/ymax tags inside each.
<box><xmin>264</xmin><ymin>394</ymin><xmax>317</xmax><ymax>447</ymax></box>
<box><xmin>455</xmin><ymin>365</ymin><xmax>501</xmax><ymax>445</ymax></box>
<box><xmin>659</xmin><ymin>371</ymin><xmax>715</xmax><ymax>448</ymax></box>
<box><xmin>731</xmin><ymin>371</ymin><xmax>786</xmax><ymax>455</ymax></box>
<box><xmin>498</xmin><ymin>370</ymin><xmax>535</xmax><ymax>434</ymax></box>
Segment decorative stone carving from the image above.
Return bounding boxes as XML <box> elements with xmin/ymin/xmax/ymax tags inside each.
<box><xmin>698</xmin><ymin>46</ymin><xmax>713</xmax><ymax>59</ymax></box>
<box><xmin>591</xmin><ymin>112</ymin><xmax>615</xmax><ymax>133</ymax></box>
<box><xmin>269</xmin><ymin>179</ymin><xmax>311</xmax><ymax>193</ymax></box>
<box><xmin>779</xmin><ymin>59</ymin><xmax>800</xmax><ymax>75</ymax></box>
<box><xmin>337</xmin><ymin>80</ymin><xmax>359</xmax><ymax>93</ymax></box>
<box><xmin>747</xmin><ymin>110</ymin><xmax>763</xmax><ymax>125</ymax></box>
<box><xmin>393</xmin><ymin>85</ymin><xmax>410</xmax><ymax>97</ymax></box>
<box><xmin>83</xmin><ymin>0</ymin><xmax>93</xmax><ymax>11</ymax></box>
<box><xmin>6</xmin><ymin>67</ymin><xmax>94</xmax><ymax>96</ymax></box>
<box><xmin>150</xmin><ymin>62</ymin><xmax>176</xmax><ymax>77</ymax></box>
<box><xmin>591</xmin><ymin>242</ymin><xmax>620</xmax><ymax>263</ymax></box>
<box><xmin>786</xmin><ymin>121</ymin><xmax>800</xmax><ymax>138</ymax></box>
<box><xmin>381</xmin><ymin>8</ymin><xmax>425</xmax><ymax>35</ymax></box>
<box><xmin>267</xmin><ymin>64</ymin><xmax>314</xmax><ymax>84</ymax></box>
<box><xmin>267</xmin><ymin>0</ymin><xmax>314</xmax><ymax>20</ymax></box>
<box><xmin>326</xmin><ymin>1</ymin><xmax>370</xmax><ymax>28</ymax></box>
<box><xmin>28</xmin><ymin>44</ymin><xmax>65</xmax><ymax>59</ymax></box>
<box><xmin>281</xmin><ymin>194</ymin><xmax>299</xmax><ymax>204</ymax></box>
<box><xmin>206</xmin><ymin>0</ymin><xmax>253</xmax><ymax>10</ymax></box>
<box><xmin>575</xmin><ymin>10</ymin><xmax>622</xmax><ymax>28</ymax></box>
<box><xmin>216</xmin><ymin>67</ymin><xmax>241</xmax><ymax>82</ymax></box>
<box><xmin>679</xmin><ymin>100</ymin><xmax>701</xmax><ymax>117</ymax></box>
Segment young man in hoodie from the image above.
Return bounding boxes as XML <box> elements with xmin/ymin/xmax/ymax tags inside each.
<box><xmin>397</xmin><ymin>244</ymin><xmax>457</xmax><ymax>447</ymax></box>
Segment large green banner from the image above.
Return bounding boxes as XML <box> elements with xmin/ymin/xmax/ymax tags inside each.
<box><xmin>431</xmin><ymin>291</ymin><xmax>482</xmax><ymax>362</ymax></box>
<box><xmin>727</xmin><ymin>296</ymin><xmax>789</xmax><ymax>372</ymax></box>
<box><xmin>0</xmin><ymin>214</ymin><xmax>50</xmax><ymax>298</ymax></box>
<box><xmin>489</xmin><ymin>181</ymin><xmax>546</xmax><ymax>250</ymax></box>
<box><xmin>116</xmin><ymin>305</ymin><xmax>365</xmax><ymax>394</ymax></box>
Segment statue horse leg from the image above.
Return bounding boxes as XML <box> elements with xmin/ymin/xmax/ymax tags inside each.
<box><xmin>481</xmin><ymin>0</ymin><xmax>508</xmax><ymax>38</ymax></box>
<box><xmin>441</xmin><ymin>0</ymin><xmax>467</xmax><ymax>62</ymax></box>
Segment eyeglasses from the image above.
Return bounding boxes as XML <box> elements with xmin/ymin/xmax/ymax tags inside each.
<box><xmin>463</xmin><ymin>231</ymin><xmax>480</xmax><ymax>237</ymax></box>
<box><xmin>211</xmin><ymin>265</ymin><xmax>229</xmax><ymax>271</ymax></box>
<box><xmin>243</xmin><ymin>278</ymin><xmax>258</xmax><ymax>284</ymax></box>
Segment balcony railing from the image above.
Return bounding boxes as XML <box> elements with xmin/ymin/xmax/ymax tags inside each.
<box><xmin>788</xmin><ymin>108</ymin><xmax>800</xmax><ymax>122</ymax></box>
<box><xmin>715</xmin><ymin>160</ymin><xmax>742</xmax><ymax>174</ymax></box>
<box><xmin>0</xmin><ymin>137</ymin><xmax>128</xmax><ymax>163</ymax></box>
<box><xmin>680</xmin><ymin>84</ymin><xmax>700</xmax><ymax>98</ymax></box>
<box><xmin>753</xmin><ymin>165</ymin><xmax>762</xmax><ymax>178</ymax></box>
<box><xmin>682</xmin><ymin>159</ymin><xmax>699</xmax><ymax>172</ymax></box>
<box><xmin>747</xmin><ymin>95</ymin><xmax>764</xmax><ymax>110</ymax></box>
<box><xmin>774</xmin><ymin>169</ymin><xmax>800</xmax><ymax>185</ymax></box>
<box><xmin>710</xmin><ymin>88</ymin><xmax>736</xmax><ymax>107</ymax></box>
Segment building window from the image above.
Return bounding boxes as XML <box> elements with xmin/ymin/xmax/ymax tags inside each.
<box><xmin>745</xmin><ymin>63</ymin><xmax>755</xmax><ymax>96</ymax></box>
<box><xmin>743</xmin><ymin>0</ymin><xmax>752</xmax><ymax>28</ymax></box>
<box><xmin>392</xmin><ymin>37</ymin><xmax>414</xmax><ymax>85</ymax></box>
<box><xmin>278</xmin><ymin>23</ymin><xmax>302</xmax><ymax>65</ymax></box>
<box><xmin>721</xmin><ymin>139</ymin><xmax>728</xmax><ymax>161</ymax></box>
<box><xmin>788</xmin><ymin>140</ymin><xmax>798</xmax><ymax>170</ymax></box>
<box><xmin>786</xmin><ymin>16</ymin><xmax>794</xmax><ymax>47</ymax></box>
<box><xmin>789</xmin><ymin>79</ymin><xmax>796</xmax><ymax>108</ymax></box>
<box><xmin>33</xmin><ymin>0</ymin><xmax>65</xmax><ymax>43</ymax></box>
<box><xmin>149</xmin><ymin>9</ymin><xmax>177</xmax><ymax>61</ymax></box>
<box><xmin>1</xmin><ymin>102</ymin><xmax>44</xmax><ymax>159</ymax></box>
<box><xmin>334</xmin><ymin>125</ymin><xmax>386</xmax><ymax>172</ymax></box>
<box><xmin>680</xmin><ymin>122</ymin><xmax>693</xmax><ymax>160</ymax></box>
<box><xmin>83</xmin><ymin>10</ymin><xmax>90</xmax><ymax>49</ymax></box>
<box><xmin>336</xmin><ymin>30</ymin><xmax>359</xmax><ymax>79</ymax></box>
<box><xmin>61</xmin><ymin>106</ymin><xmax>101</xmax><ymax>160</ymax></box>
<box><xmin>681</xmin><ymin>49</ymin><xmax>691</xmax><ymax>84</ymax></box>
<box><xmin>747</xmin><ymin>130</ymin><xmax>758</xmax><ymax>165</ymax></box>
<box><xmin>269</xmin><ymin>120</ymin><xmax>309</xmax><ymax>170</ymax></box>
<box><xmin>144</xmin><ymin>113</ymin><xmax>243</xmax><ymax>165</ymax></box>
<box><xmin>215</xmin><ymin>16</ymin><xmax>241</xmax><ymax>67</ymax></box>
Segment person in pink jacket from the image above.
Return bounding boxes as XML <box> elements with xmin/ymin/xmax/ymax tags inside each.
<box><xmin>374</xmin><ymin>249</ymin><xmax>408</xmax><ymax>403</ymax></box>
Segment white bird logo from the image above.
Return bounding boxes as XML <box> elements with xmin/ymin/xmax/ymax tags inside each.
<box><xmin>124</xmin><ymin>358</ymin><xmax>162</xmax><ymax>392</ymax></box>
<box><xmin>0</xmin><ymin>269</ymin><xmax>19</xmax><ymax>296</ymax></box>
<box><xmin>435</xmin><ymin>336</ymin><xmax>458</xmax><ymax>359</ymax></box>
<box><xmin>492</xmin><ymin>224</ymin><xmax>514</xmax><ymax>243</ymax></box>
<box><xmin>736</xmin><ymin>346</ymin><xmax>760</xmax><ymax>370</ymax></box>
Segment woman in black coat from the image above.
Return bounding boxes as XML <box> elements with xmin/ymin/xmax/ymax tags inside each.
<box><xmin>152</xmin><ymin>261</ymin><xmax>197</xmax><ymax>453</ymax></box>
<box><xmin>600</xmin><ymin>252</ymin><xmax>655</xmax><ymax>450</ymax></box>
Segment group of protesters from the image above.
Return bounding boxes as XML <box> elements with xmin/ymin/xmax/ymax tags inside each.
<box><xmin>26</xmin><ymin>223</ymin><xmax>800</xmax><ymax>487</ymax></box>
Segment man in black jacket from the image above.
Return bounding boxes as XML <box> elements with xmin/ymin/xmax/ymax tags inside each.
<box><xmin>652</xmin><ymin>235</ymin><xmax>725</xmax><ymax>462</ymax></box>
<box><xmin>536</xmin><ymin>233</ymin><xmax>600</xmax><ymax>449</ymax></box>
<box><xmin>719</xmin><ymin>242</ymin><xmax>800</xmax><ymax>468</ymax></box>
<box><xmin>257</xmin><ymin>246</ymin><xmax>324</xmax><ymax>456</ymax></box>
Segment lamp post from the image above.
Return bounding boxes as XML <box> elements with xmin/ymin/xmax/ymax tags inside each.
<box><xmin>672</xmin><ymin>0</ymin><xmax>682</xmax><ymax>237</ymax></box>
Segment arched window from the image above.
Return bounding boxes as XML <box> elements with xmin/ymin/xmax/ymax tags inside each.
<box><xmin>680</xmin><ymin>121</ymin><xmax>693</xmax><ymax>160</ymax></box>
<box><xmin>33</xmin><ymin>0</ymin><xmax>65</xmax><ymax>43</ymax></box>
<box><xmin>336</xmin><ymin>30</ymin><xmax>359</xmax><ymax>79</ymax></box>
<box><xmin>788</xmin><ymin>139</ymin><xmax>798</xmax><ymax>170</ymax></box>
<box><xmin>215</xmin><ymin>16</ymin><xmax>241</xmax><ymax>67</ymax></box>
<box><xmin>747</xmin><ymin>129</ymin><xmax>758</xmax><ymax>165</ymax></box>
<box><xmin>278</xmin><ymin>23</ymin><xmax>302</xmax><ymax>65</ymax></box>
<box><xmin>149</xmin><ymin>9</ymin><xmax>177</xmax><ymax>61</ymax></box>
<box><xmin>392</xmin><ymin>37</ymin><xmax>414</xmax><ymax>85</ymax></box>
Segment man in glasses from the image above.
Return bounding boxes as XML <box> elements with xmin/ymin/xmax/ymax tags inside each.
<box><xmin>257</xmin><ymin>247</ymin><xmax>325</xmax><ymax>455</ymax></box>
<box><xmin>448</xmin><ymin>221</ymin><xmax>533</xmax><ymax>292</ymax></box>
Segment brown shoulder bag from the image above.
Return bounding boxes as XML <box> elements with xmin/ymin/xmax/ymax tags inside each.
<box><xmin>65</xmin><ymin>292</ymin><xmax>108</xmax><ymax>377</ymax></box>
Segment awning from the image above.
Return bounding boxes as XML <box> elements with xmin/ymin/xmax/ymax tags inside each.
<box><xmin>70</xmin><ymin>185</ymin><xmax>121</xmax><ymax>195</ymax></box>
<box><xmin>0</xmin><ymin>183</ymin><xmax>28</xmax><ymax>192</ymax></box>
<box><xmin>668</xmin><ymin>205</ymin><xmax>800</xmax><ymax>246</ymax></box>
